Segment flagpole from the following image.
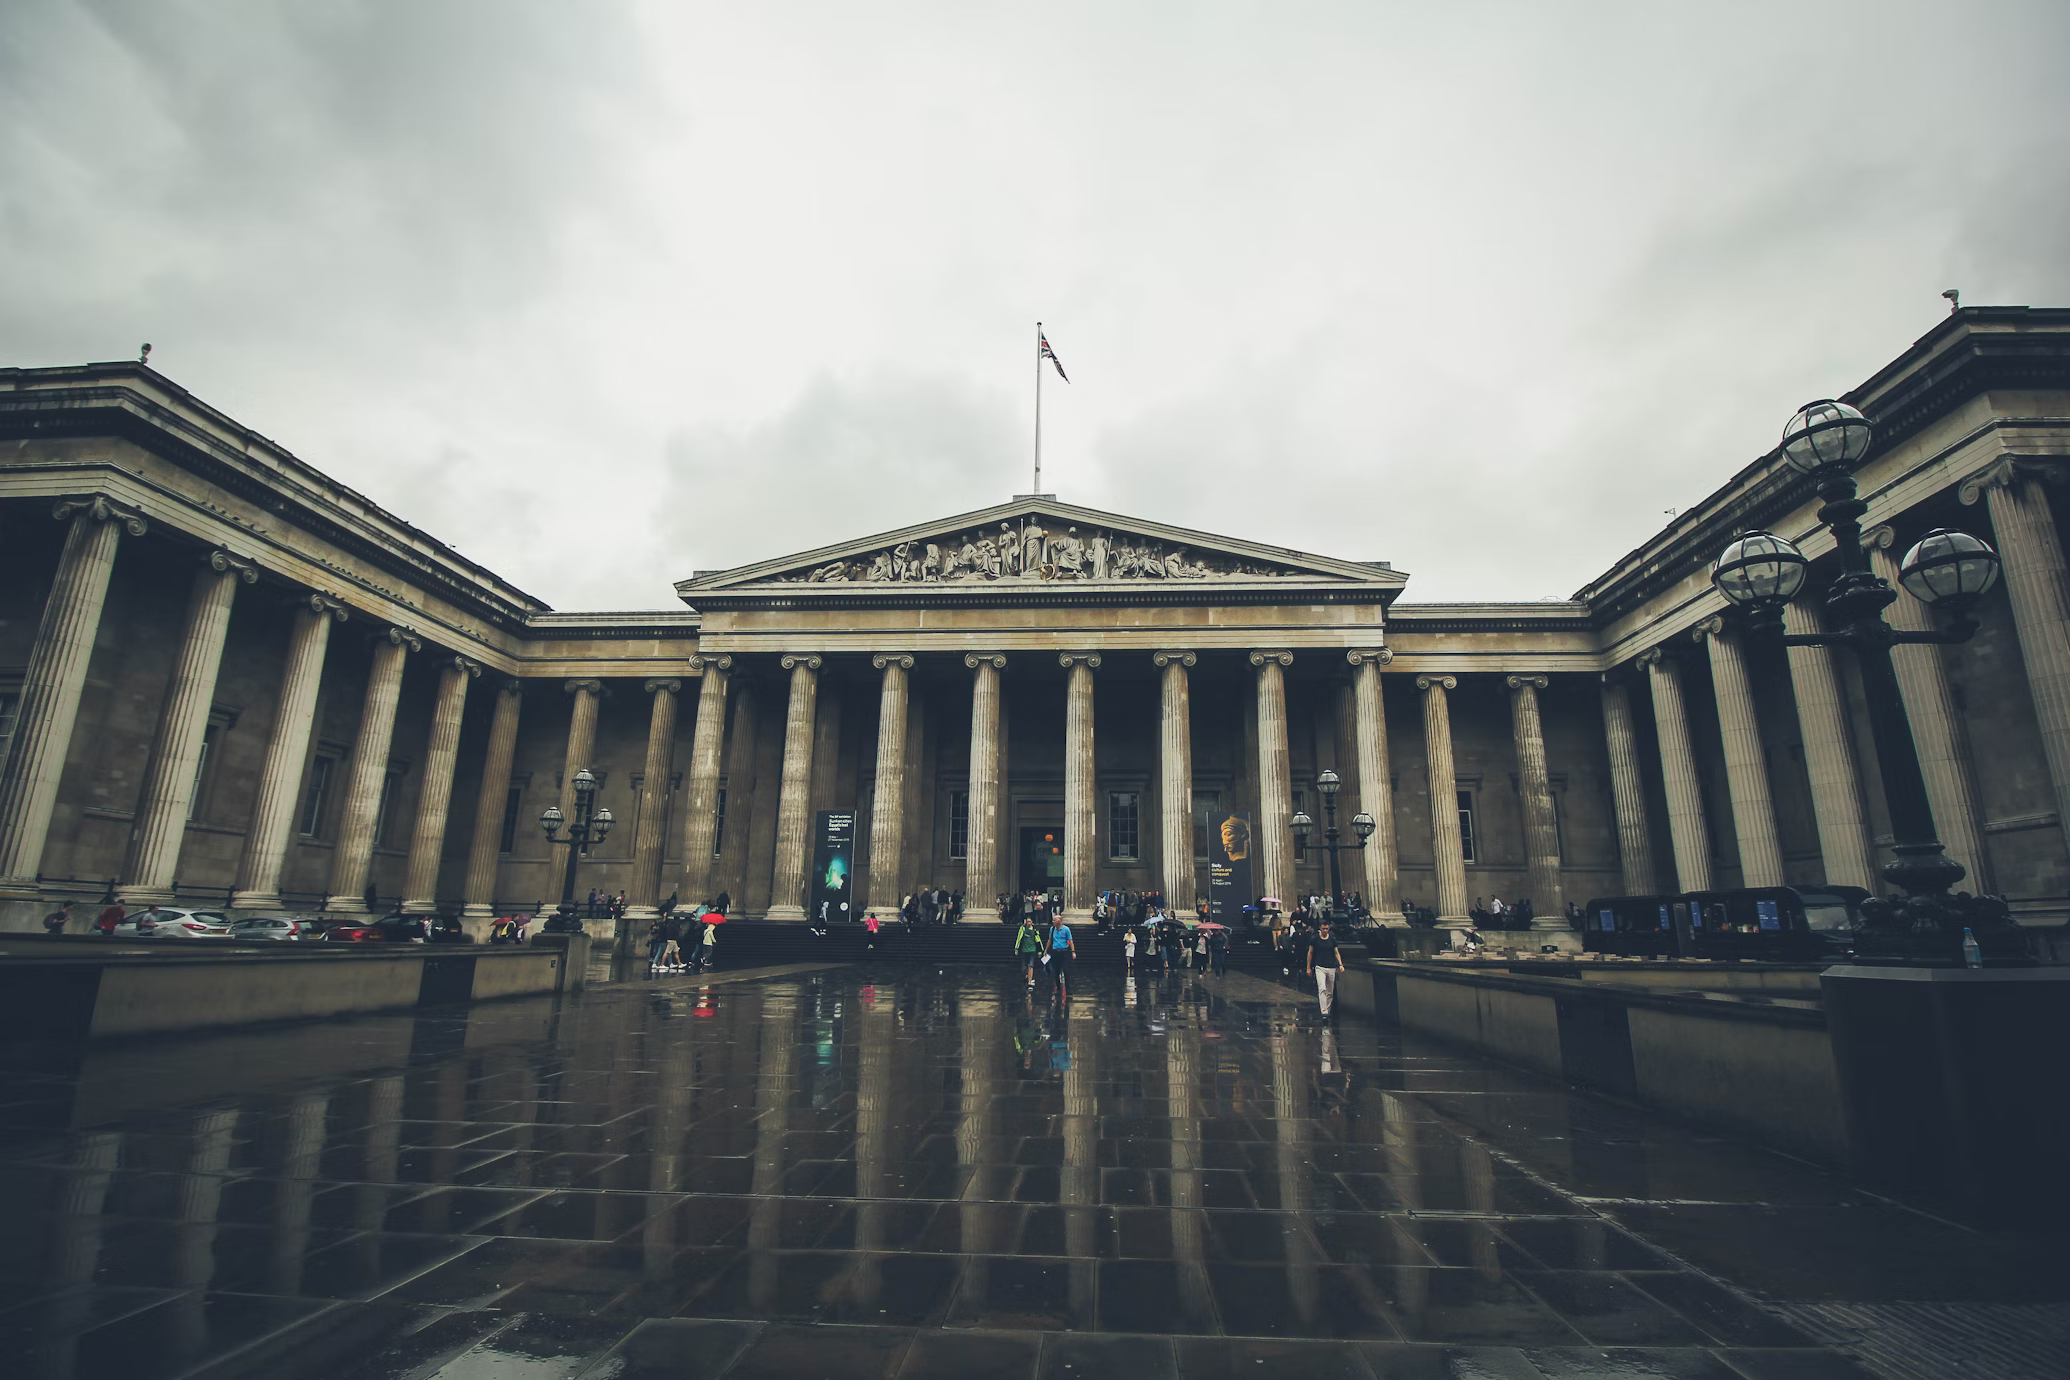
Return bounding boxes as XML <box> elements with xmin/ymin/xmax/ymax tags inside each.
<box><xmin>1033</xmin><ymin>320</ymin><xmax>1043</xmax><ymax>496</ymax></box>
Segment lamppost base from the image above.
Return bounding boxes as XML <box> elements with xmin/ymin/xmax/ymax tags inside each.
<box><xmin>1850</xmin><ymin>889</ymin><xmax>2033</xmax><ymax>967</ymax></box>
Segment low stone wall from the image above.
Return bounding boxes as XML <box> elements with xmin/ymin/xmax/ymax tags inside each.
<box><xmin>1362</xmin><ymin>959</ymin><xmax>1845</xmax><ymax>1166</ymax></box>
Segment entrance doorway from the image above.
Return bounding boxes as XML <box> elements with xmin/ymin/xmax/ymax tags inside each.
<box><xmin>1019</xmin><ymin>826</ymin><xmax>1065</xmax><ymax>901</ymax></box>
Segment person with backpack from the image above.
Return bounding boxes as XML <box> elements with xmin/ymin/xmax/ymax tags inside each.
<box><xmin>43</xmin><ymin>901</ymin><xmax>73</xmax><ymax>936</ymax></box>
<box><xmin>1046</xmin><ymin>918</ymin><xmax>1077</xmax><ymax>1000</ymax></box>
<box><xmin>1015</xmin><ymin>917</ymin><xmax>1043</xmax><ymax>987</ymax></box>
<box><xmin>646</xmin><ymin>916</ymin><xmax>669</xmax><ymax>971</ymax></box>
<box><xmin>1209</xmin><ymin>925</ymin><xmax>1228</xmax><ymax>976</ymax></box>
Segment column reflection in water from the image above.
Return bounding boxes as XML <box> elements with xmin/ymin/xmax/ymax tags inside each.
<box><xmin>1063</xmin><ymin>1006</ymin><xmax>1098</xmax><ymax>1321</ymax></box>
<box><xmin>1270</xmin><ymin>1021</ymin><xmax>1319</xmax><ymax>1327</ymax></box>
<box><xmin>643</xmin><ymin>1025</ymin><xmax>698</xmax><ymax>1279</ymax></box>
<box><xmin>38</xmin><ymin>1131</ymin><xmax>121</xmax><ymax>1380</ymax></box>
<box><xmin>355</xmin><ymin>1075</ymin><xmax>405</xmax><ymax>1279</ymax></box>
<box><xmin>1379</xmin><ymin>1091</ymin><xmax>1430</xmax><ymax>1324</ymax></box>
<box><xmin>169</xmin><ymin>1107</ymin><xmax>241</xmax><ymax>1361</ymax></box>
<box><xmin>1461</xmin><ymin>1139</ymin><xmax>1504</xmax><ymax>1290</ymax></box>
<box><xmin>851</xmin><ymin>988</ymin><xmax>896</xmax><ymax>1307</ymax></box>
<box><xmin>747</xmin><ymin>990</ymin><xmax>798</xmax><ymax>1310</ymax></box>
<box><xmin>1165</xmin><ymin>1022</ymin><xmax>1214</xmax><ymax>1329</ymax></box>
<box><xmin>271</xmin><ymin>1092</ymin><xmax>329</xmax><ymax>1296</ymax></box>
<box><xmin>418</xmin><ymin>1062</ymin><xmax>467</xmax><ymax>1235</ymax></box>
<box><xmin>958</xmin><ymin>993</ymin><xmax>1000</xmax><ymax>1304</ymax></box>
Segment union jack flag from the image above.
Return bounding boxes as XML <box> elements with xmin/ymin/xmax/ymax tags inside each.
<box><xmin>1039</xmin><ymin>330</ymin><xmax>1069</xmax><ymax>383</ymax></box>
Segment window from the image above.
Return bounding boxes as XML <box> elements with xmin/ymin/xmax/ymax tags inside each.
<box><xmin>713</xmin><ymin>785</ymin><xmax>727</xmax><ymax>855</ymax></box>
<box><xmin>1457</xmin><ymin>789</ymin><xmax>1478</xmax><ymax>864</ymax></box>
<box><xmin>299</xmin><ymin>756</ymin><xmax>336</xmax><ymax>838</ymax></box>
<box><xmin>373</xmin><ymin>769</ymin><xmax>404</xmax><ymax>848</ymax></box>
<box><xmin>498</xmin><ymin>785</ymin><xmax>523</xmax><ymax>853</ymax></box>
<box><xmin>0</xmin><ymin>685</ymin><xmax>21</xmax><ymax>776</ymax></box>
<box><xmin>187</xmin><ymin>724</ymin><xmax>218</xmax><ymax>820</ymax></box>
<box><xmin>1192</xmin><ymin>790</ymin><xmax>1220</xmax><ymax>859</ymax></box>
<box><xmin>1292</xmin><ymin>790</ymin><xmax>1307</xmax><ymax>861</ymax></box>
<box><xmin>948</xmin><ymin>791</ymin><xmax>970</xmax><ymax>860</ymax></box>
<box><xmin>1108</xmin><ymin>791</ymin><xmax>1140</xmax><ymax>861</ymax></box>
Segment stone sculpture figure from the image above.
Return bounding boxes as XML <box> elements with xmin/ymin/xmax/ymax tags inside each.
<box><xmin>1088</xmin><ymin>532</ymin><xmax>1110</xmax><ymax>579</ymax></box>
<box><xmin>999</xmin><ymin>523</ymin><xmax>1022</xmax><ymax>576</ymax></box>
<box><xmin>923</xmin><ymin>543</ymin><xmax>943</xmax><ymax>579</ymax></box>
<box><xmin>975</xmin><ymin>536</ymin><xmax>999</xmax><ymax>577</ymax></box>
<box><xmin>866</xmin><ymin>551</ymin><xmax>893</xmax><ymax>581</ymax></box>
<box><xmin>1054</xmin><ymin>527</ymin><xmax>1084</xmax><ymax>576</ymax></box>
<box><xmin>1022</xmin><ymin>520</ymin><xmax>1047</xmax><ymax>571</ymax></box>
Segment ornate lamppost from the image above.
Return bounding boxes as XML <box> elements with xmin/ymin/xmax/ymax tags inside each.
<box><xmin>1290</xmin><ymin>769</ymin><xmax>1377</xmax><ymax>917</ymax></box>
<box><xmin>1709</xmin><ymin>399</ymin><xmax>2019</xmax><ymax>965</ymax></box>
<box><xmin>538</xmin><ymin>767</ymin><xmax>614</xmax><ymax>934</ymax></box>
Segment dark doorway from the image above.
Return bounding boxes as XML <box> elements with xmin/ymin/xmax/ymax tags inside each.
<box><xmin>1019</xmin><ymin>825</ymin><xmax>1065</xmax><ymax>898</ymax></box>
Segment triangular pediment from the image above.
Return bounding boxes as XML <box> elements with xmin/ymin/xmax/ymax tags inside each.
<box><xmin>675</xmin><ymin>498</ymin><xmax>1406</xmax><ymax>599</ymax></box>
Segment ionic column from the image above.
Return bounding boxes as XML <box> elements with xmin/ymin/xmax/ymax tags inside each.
<box><xmin>1640</xmin><ymin>646</ymin><xmax>1711</xmax><ymax>893</ymax></box>
<box><xmin>623</xmin><ymin>678</ymin><xmax>681</xmax><ymax>925</ymax></box>
<box><xmin>1250</xmin><ymin>650</ymin><xmax>1295</xmax><ymax>908</ymax></box>
<box><xmin>867</xmin><ymin>654</ymin><xmax>914</xmax><ymax>917</ymax></box>
<box><xmin>1505</xmin><ymin>674</ymin><xmax>1565</xmax><ymax>923</ymax></box>
<box><xmin>233</xmin><ymin>594</ymin><xmax>348</xmax><ymax>910</ymax></box>
<box><xmin>674</xmin><ymin>655</ymin><xmax>731</xmax><ymax>906</ymax></box>
<box><xmin>766</xmin><ymin>655</ymin><xmax>821</xmax><ymax>922</ymax></box>
<box><xmin>1417</xmin><ymin>675</ymin><xmax>1468</xmax><ymax>926</ymax></box>
<box><xmin>324</xmin><ymin>628</ymin><xmax>420</xmax><ymax>912</ymax></box>
<box><xmin>1695</xmin><ymin>616</ymin><xmax>1783</xmax><ymax>889</ymax></box>
<box><xmin>1347</xmin><ymin>650</ymin><xmax>1400</xmax><ymax>918</ymax></box>
<box><xmin>1154</xmin><ymin>651</ymin><xmax>1197</xmax><ymax>910</ymax></box>
<box><xmin>965</xmin><ymin>654</ymin><xmax>1006</xmax><ymax>907</ymax></box>
<box><xmin>399</xmin><ymin>655</ymin><xmax>480</xmax><ymax>913</ymax></box>
<box><xmin>0</xmin><ymin>496</ymin><xmax>147</xmax><ymax>896</ymax></box>
<box><xmin>1962</xmin><ymin>458</ymin><xmax>2070</xmax><ymax>858</ymax></box>
<box><xmin>119</xmin><ymin>551</ymin><xmax>258</xmax><ymax>904</ymax></box>
<box><xmin>715</xmin><ymin>677</ymin><xmax>761</xmax><ymax>902</ymax></box>
<box><xmin>1782</xmin><ymin>601</ymin><xmax>1875</xmax><ymax>891</ymax></box>
<box><xmin>1597</xmin><ymin>675</ymin><xmax>1657</xmax><ymax>896</ymax></box>
<box><xmin>1865</xmin><ymin>526</ymin><xmax>1989</xmax><ymax>887</ymax></box>
<box><xmin>1061</xmin><ymin>653</ymin><xmax>1101</xmax><ymax>923</ymax></box>
<box><xmin>459</xmin><ymin>679</ymin><xmax>524</xmax><ymax>920</ymax></box>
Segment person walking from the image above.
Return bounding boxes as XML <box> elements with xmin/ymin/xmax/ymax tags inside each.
<box><xmin>1309</xmin><ymin>919</ymin><xmax>1342</xmax><ymax>1019</ymax></box>
<box><xmin>1123</xmin><ymin>926</ymin><xmax>1137</xmax><ymax>972</ymax></box>
<box><xmin>43</xmin><ymin>900</ymin><xmax>73</xmax><ymax>936</ymax></box>
<box><xmin>866</xmin><ymin>911</ymin><xmax>881</xmax><ymax>950</ymax></box>
<box><xmin>1016</xmin><ymin>916</ymin><xmax>1043</xmax><ymax>987</ymax></box>
<box><xmin>658</xmin><ymin>925</ymin><xmax>684</xmax><ymax>972</ymax></box>
<box><xmin>695</xmin><ymin>913</ymin><xmax>720</xmax><ymax>971</ymax></box>
<box><xmin>646</xmin><ymin>915</ymin><xmax>669</xmax><ymax>970</ymax></box>
<box><xmin>1046</xmin><ymin>917</ymin><xmax>1077</xmax><ymax>1000</ymax></box>
<box><xmin>1209</xmin><ymin>924</ymin><xmax>1228</xmax><ymax>976</ymax></box>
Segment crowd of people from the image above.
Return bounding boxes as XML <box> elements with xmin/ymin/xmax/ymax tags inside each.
<box><xmin>645</xmin><ymin>897</ymin><xmax>727</xmax><ymax>974</ymax></box>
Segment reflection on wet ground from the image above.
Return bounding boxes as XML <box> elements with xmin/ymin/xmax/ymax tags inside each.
<box><xmin>2</xmin><ymin>963</ymin><xmax>2065</xmax><ymax>1380</ymax></box>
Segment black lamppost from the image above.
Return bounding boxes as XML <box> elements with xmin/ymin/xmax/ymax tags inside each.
<box><xmin>538</xmin><ymin>767</ymin><xmax>614</xmax><ymax>934</ymax></box>
<box><xmin>1290</xmin><ymin>769</ymin><xmax>1376</xmax><ymax>917</ymax></box>
<box><xmin>1710</xmin><ymin>399</ymin><xmax>2019</xmax><ymax>965</ymax></box>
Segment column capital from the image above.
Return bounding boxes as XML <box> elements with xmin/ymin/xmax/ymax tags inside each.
<box><xmin>1690</xmin><ymin>614</ymin><xmax>1729</xmax><ymax>642</ymax></box>
<box><xmin>872</xmin><ymin>653</ymin><xmax>915</xmax><ymax>670</ymax></box>
<box><xmin>564</xmin><ymin>676</ymin><xmax>605</xmax><ymax>695</ymax></box>
<box><xmin>496</xmin><ymin>676</ymin><xmax>524</xmax><ymax>697</ymax></box>
<box><xmin>205</xmin><ymin>549</ymin><xmax>260</xmax><ymax>584</ymax></box>
<box><xmin>1636</xmin><ymin>644</ymin><xmax>1675</xmax><ymax>669</ymax></box>
<box><xmin>1059</xmin><ymin>651</ymin><xmax>1102</xmax><ymax>670</ymax></box>
<box><xmin>964</xmin><ymin>652</ymin><xmax>1008</xmax><ymax>670</ymax></box>
<box><xmin>644</xmin><ymin>676</ymin><xmax>683</xmax><ymax>694</ymax></box>
<box><xmin>780</xmin><ymin>653</ymin><xmax>823</xmax><ymax>672</ymax></box>
<box><xmin>1248</xmin><ymin>649</ymin><xmax>1293</xmax><ymax>667</ymax></box>
<box><xmin>1958</xmin><ymin>454</ymin><xmax>2070</xmax><ymax>506</ymax></box>
<box><xmin>1151</xmin><ymin>650</ymin><xmax>1196</xmax><ymax>668</ymax></box>
<box><xmin>52</xmin><ymin>493</ymin><xmax>148</xmax><ymax>536</ymax></box>
<box><xmin>1346</xmin><ymin>647</ymin><xmax>1393</xmax><ymax>667</ymax></box>
<box><xmin>381</xmin><ymin>626</ymin><xmax>423</xmax><ymax>653</ymax></box>
<box><xmin>1505</xmin><ymin>673</ymin><xmax>1549</xmax><ymax>691</ymax></box>
<box><xmin>1415</xmin><ymin>674</ymin><xmax>1456</xmax><ymax>692</ymax></box>
<box><xmin>1863</xmin><ymin>523</ymin><xmax>1900</xmax><ymax>552</ymax></box>
<box><xmin>688</xmin><ymin>652</ymin><xmax>732</xmax><ymax>672</ymax></box>
<box><xmin>305</xmin><ymin>593</ymin><xmax>350</xmax><ymax>622</ymax></box>
<box><xmin>446</xmin><ymin>655</ymin><xmax>482</xmax><ymax>678</ymax></box>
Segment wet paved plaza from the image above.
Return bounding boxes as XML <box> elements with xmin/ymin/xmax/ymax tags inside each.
<box><xmin>2</xmin><ymin>962</ymin><xmax>2066</xmax><ymax>1380</ymax></box>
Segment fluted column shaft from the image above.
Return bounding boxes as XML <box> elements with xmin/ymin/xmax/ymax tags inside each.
<box><xmin>325</xmin><ymin>629</ymin><xmax>418</xmax><ymax>911</ymax></box>
<box><xmin>1506</xmin><ymin>675</ymin><xmax>1564</xmax><ymax>922</ymax></box>
<box><xmin>233</xmin><ymin>595</ymin><xmax>346</xmax><ymax>908</ymax></box>
<box><xmin>867</xmin><ymin>655</ymin><xmax>913</xmax><ymax>916</ymax></box>
<box><xmin>1965</xmin><ymin>461</ymin><xmax>2070</xmax><ymax>858</ymax></box>
<box><xmin>623</xmin><ymin>678</ymin><xmax>681</xmax><ymax>923</ymax></box>
<box><xmin>1155</xmin><ymin>652</ymin><xmax>1196</xmax><ymax>910</ymax></box>
<box><xmin>548</xmin><ymin>679</ymin><xmax>605</xmax><ymax>910</ymax></box>
<box><xmin>1698</xmin><ymin>618</ymin><xmax>1783</xmax><ymax>889</ymax></box>
<box><xmin>1866</xmin><ymin>531</ymin><xmax>1988</xmax><ymax>888</ymax></box>
<box><xmin>0</xmin><ymin>499</ymin><xmax>143</xmax><ymax>894</ymax></box>
<box><xmin>766</xmin><ymin>655</ymin><xmax>821</xmax><ymax>921</ymax></box>
<box><xmin>1418</xmin><ymin>676</ymin><xmax>1468</xmax><ymax>925</ymax></box>
<box><xmin>1349</xmin><ymin>652</ymin><xmax>1400</xmax><ymax>917</ymax></box>
<box><xmin>675</xmin><ymin>657</ymin><xmax>731</xmax><ymax>905</ymax></box>
<box><xmin>1252</xmin><ymin>651</ymin><xmax>1295</xmax><ymax>908</ymax></box>
<box><xmin>1062</xmin><ymin>654</ymin><xmax>1099</xmax><ymax>922</ymax></box>
<box><xmin>1782</xmin><ymin>602</ymin><xmax>1874</xmax><ymax>890</ymax></box>
<box><xmin>460</xmin><ymin>680</ymin><xmax>524</xmax><ymax>918</ymax></box>
<box><xmin>1643</xmin><ymin>649</ymin><xmax>1711</xmax><ymax>893</ymax></box>
<box><xmin>1598</xmin><ymin>677</ymin><xmax>1656</xmax><ymax>896</ymax></box>
<box><xmin>121</xmin><ymin>554</ymin><xmax>255</xmax><ymax>902</ymax></box>
<box><xmin>400</xmin><ymin>657</ymin><xmax>478</xmax><ymax>912</ymax></box>
<box><xmin>715</xmin><ymin>682</ymin><xmax>761</xmax><ymax>902</ymax></box>
<box><xmin>965</xmin><ymin>655</ymin><xmax>1005</xmax><ymax>908</ymax></box>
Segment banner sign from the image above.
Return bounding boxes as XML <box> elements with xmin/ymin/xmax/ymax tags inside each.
<box><xmin>811</xmin><ymin>811</ymin><xmax>854</xmax><ymax>925</ymax></box>
<box><xmin>1207</xmin><ymin>810</ymin><xmax>1253</xmax><ymax>923</ymax></box>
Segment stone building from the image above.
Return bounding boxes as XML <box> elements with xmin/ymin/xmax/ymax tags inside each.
<box><xmin>2</xmin><ymin>307</ymin><xmax>2067</xmax><ymax>941</ymax></box>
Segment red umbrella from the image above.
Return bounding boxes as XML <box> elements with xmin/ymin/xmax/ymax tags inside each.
<box><xmin>700</xmin><ymin>909</ymin><xmax>727</xmax><ymax>924</ymax></box>
<box><xmin>1195</xmin><ymin>922</ymin><xmax>1230</xmax><ymax>932</ymax></box>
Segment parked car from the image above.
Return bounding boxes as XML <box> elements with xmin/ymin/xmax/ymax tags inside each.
<box><xmin>114</xmin><ymin>908</ymin><xmax>235</xmax><ymax>939</ymax></box>
<box><xmin>315</xmin><ymin>916</ymin><xmax>397</xmax><ymax>943</ymax></box>
<box><xmin>228</xmin><ymin>915</ymin><xmax>307</xmax><ymax>941</ymax></box>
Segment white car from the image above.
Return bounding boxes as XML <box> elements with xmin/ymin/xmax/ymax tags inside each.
<box><xmin>228</xmin><ymin>915</ymin><xmax>308</xmax><ymax>942</ymax></box>
<box><xmin>113</xmin><ymin>908</ymin><xmax>235</xmax><ymax>939</ymax></box>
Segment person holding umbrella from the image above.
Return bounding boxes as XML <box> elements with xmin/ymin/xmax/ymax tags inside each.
<box><xmin>1205</xmin><ymin>922</ymin><xmax>1229</xmax><ymax>976</ymax></box>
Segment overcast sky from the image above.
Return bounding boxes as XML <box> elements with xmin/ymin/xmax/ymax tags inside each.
<box><xmin>4</xmin><ymin>2</ymin><xmax>2066</xmax><ymax>611</ymax></box>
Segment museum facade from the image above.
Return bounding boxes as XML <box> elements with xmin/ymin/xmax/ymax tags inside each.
<box><xmin>2</xmin><ymin>307</ymin><xmax>2067</xmax><ymax>941</ymax></box>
